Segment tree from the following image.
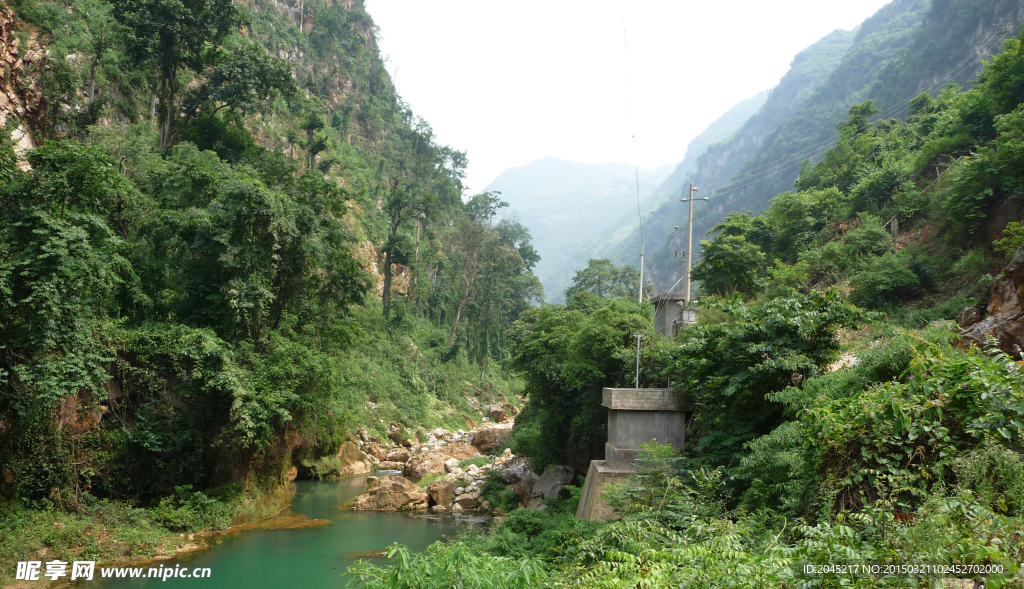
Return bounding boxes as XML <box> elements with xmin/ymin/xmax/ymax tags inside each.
<box><xmin>378</xmin><ymin>121</ymin><xmax>465</xmax><ymax>317</ymax></box>
<box><xmin>664</xmin><ymin>289</ymin><xmax>862</xmax><ymax>478</ymax></box>
<box><xmin>446</xmin><ymin>193</ymin><xmax>505</xmax><ymax>347</ymax></box>
<box><xmin>113</xmin><ymin>0</ymin><xmax>239</xmax><ymax>149</ymax></box>
<box><xmin>690</xmin><ymin>235</ymin><xmax>766</xmax><ymax>297</ymax></box>
<box><xmin>564</xmin><ymin>259</ymin><xmax>640</xmax><ymax>302</ymax></box>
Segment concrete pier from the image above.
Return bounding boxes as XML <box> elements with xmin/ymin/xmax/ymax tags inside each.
<box><xmin>576</xmin><ymin>388</ymin><xmax>692</xmax><ymax>521</ymax></box>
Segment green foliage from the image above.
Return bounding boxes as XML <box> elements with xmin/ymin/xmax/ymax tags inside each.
<box><xmin>995</xmin><ymin>221</ymin><xmax>1024</xmax><ymax>260</ymax></box>
<box><xmin>563</xmin><ymin>258</ymin><xmax>640</xmax><ymax>303</ymax></box>
<box><xmin>849</xmin><ymin>252</ymin><xmax>921</xmax><ymax>308</ymax></box>
<box><xmin>1</xmin><ymin>0</ymin><xmax>534</xmax><ymax>516</ymax></box>
<box><xmin>152</xmin><ymin>485</ymin><xmax>232</xmax><ymax>532</ymax></box>
<box><xmin>480</xmin><ymin>471</ymin><xmax>518</xmax><ymax>514</ymax></box>
<box><xmin>459</xmin><ymin>456</ymin><xmax>493</xmax><ymax>470</ymax></box>
<box><xmin>664</xmin><ymin>290</ymin><xmax>863</xmax><ymax>476</ymax></box>
<box><xmin>691</xmin><ymin>234</ymin><xmax>766</xmax><ymax>297</ymax></box>
<box><xmin>508</xmin><ymin>297</ymin><xmax>650</xmax><ymax>471</ymax></box>
<box><xmin>348</xmin><ymin>543</ymin><xmax>547</xmax><ymax>589</ymax></box>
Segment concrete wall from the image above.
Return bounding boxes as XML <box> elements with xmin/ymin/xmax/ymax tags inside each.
<box><xmin>607</xmin><ymin>409</ymin><xmax>686</xmax><ymax>449</ymax></box>
<box><xmin>575</xmin><ymin>460</ymin><xmax>633</xmax><ymax>521</ymax></box>
<box><xmin>602</xmin><ymin>388</ymin><xmax>692</xmax><ymax>411</ymax></box>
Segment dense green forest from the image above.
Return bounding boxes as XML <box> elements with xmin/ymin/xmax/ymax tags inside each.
<box><xmin>3</xmin><ymin>0</ymin><xmax>1024</xmax><ymax>587</ymax></box>
<box><xmin>348</xmin><ymin>27</ymin><xmax>1024</xmax><ymax>588</ymax></box>
<box><xmin>0</xmin><ymin>0</ymin><xmax>539</xmax><ymax>570</ymax></box>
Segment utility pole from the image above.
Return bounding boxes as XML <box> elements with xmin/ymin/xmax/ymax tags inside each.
<box><xmin>680</xmin><ymin>183</ymin><xmax>709</xmax><ymax>304</ymax></box>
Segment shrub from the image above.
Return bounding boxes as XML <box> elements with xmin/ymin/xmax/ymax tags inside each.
<box><xmin>849</xmin><ymin>253</ymin><xmax>920</xmax><ymax>308</ymax></box>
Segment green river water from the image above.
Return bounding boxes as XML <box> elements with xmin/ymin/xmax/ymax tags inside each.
<box><xmin>84</xmin><ymin>476</ymin><xmax>465</xmax><ymax>588</ymax></box>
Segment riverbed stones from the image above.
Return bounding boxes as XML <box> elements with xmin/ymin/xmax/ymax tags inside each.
<box><xmin>454</xmin><ymin>493</ymin><xmax>475</xmax><ymax>509</ymax></box>
<box><xmin>471</xmin><ymin>426</ymin><xmax>510</xmax><ymax>453</ymax></box>
<box><xmin>488</xmin><ymin>405</ymin><xmax>508</xmax><ymax>423</ymax></box>
<box><xmin>347</xmin><ymin>476</ymin><xmax>428</xmax><ymax>511</ymax></box>
<box><xmin>427</xmin><ymin>480</ymin><xmax>456</xmax><ymax>507</ymax></box>
<box><xmin>387</xmin><ymin>448</ymin><xmax>411</xmax><ymax>463</ymax></box>
<box><xmin>363</xmin><ymin>442</ymin><xmax>389</xmax><ymax>462</ymax></box>
<box><xmin>532</xmin><ymin>466</ymin><xmax>573</xmax><ymax>501</ymax></box>
<box><xmin>404</xmin><ymin>444</ymin><xmax>479</xmax><ymax>480</ymax></box>
<box><xmin>336</xmin><ymin>442</ymin><xmax>373</xmax><ymax>475</ymax></box>
<box><xmin>376</xmin><ymin>461</ymin><xmax>406</xmax><ymax>471</ymax></box>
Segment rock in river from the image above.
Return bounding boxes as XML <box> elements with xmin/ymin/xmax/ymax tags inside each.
<box><xmin>347</xmin><ymin>475</ymin><xmax>429</xmax><ymax>511</ymax></box>
<box><xmin>404</xmin><ymin>444</ymin><xmax>479</xmax><ymax>480</ymax></box>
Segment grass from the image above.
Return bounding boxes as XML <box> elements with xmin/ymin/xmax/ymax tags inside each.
<box><xmin>0</xmin><ymin>486</ymin><xmax>290</xmax><ymax>587</ymax></box>
<box><xmin>459</xmin><ymin>456</ymin><xmax>492</xmax><ymax>469</ymax></box>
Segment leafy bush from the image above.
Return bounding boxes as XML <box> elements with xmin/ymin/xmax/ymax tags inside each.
<box><xmin>151</xmin><ymin>485</ymin><xmax>232</xmax><ymax>532</ymax></box>
<box><xmin>348</xmin><ymin>543</ymin><xmax>547</xmax><ymax>589</ymax></box>
<box><xmin>849</xmin><ymin>253</ymin><xmax>920</xmax><ymax>308</ymax></box>
<box><xmin>480</xmin><ymin>471</ymin><xmax>518</xmax><ymax>514</ymax></box>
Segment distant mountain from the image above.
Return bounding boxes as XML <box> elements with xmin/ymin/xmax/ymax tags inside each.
<box><xmin>485</xmin><ymin>159</ymin><xmax>672</xmax><ymax>302</ymax></box>
<box><xmin>598</xmin><ymin>26</ymin><xmax>859</xmax><ymax>277</ymax></box>
<box><xmin>605</xmin><ymin>0</ymin><xmax>1024</xmax><ymax>294</ymax></box>
<box><xmin>598</xmin><ymin>91</ymin><xmax>769</xmax><ymax>252</ymax></box>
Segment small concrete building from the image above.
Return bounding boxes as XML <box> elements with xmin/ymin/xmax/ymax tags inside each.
<box><xmin>576</xmin><ymin>388</ymin><xmax>693</xmax><ymax>521</ymax></box>
<box><xmin>651</xmin><ymin>293</ymin><xmax>696</xmax><ymax>338</ymax></box>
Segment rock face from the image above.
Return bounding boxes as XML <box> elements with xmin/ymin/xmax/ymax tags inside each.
<box><xmin>488</xmin><ymin>406</ymin><xmax>509</xmax><ymax>423</ymax></box>
<box><xmin>347</xmin><ymin>476</ymin><xmax>429</xmax><ymax>511</ymax></box>
<box><xmin>426</xmin><ymin>480</ymin><xmax>456</xmax><ymax>507</ymax></box>
<box><xmin>387</xmin><ymin>448</ymin><xmax>412</xmax><ymax>463</ymax></box>
<box><xmin>471</xmin><ymin>426</ymin><xmax>511</xmax><ymax>453</ymax></box>
<box><xmin>963</xmin><ymin>245</ymin><xmax>1024</xmax><ymax>356</ymax></box>
<box><xmin>363</xmin><ymin>442</ymin><xmax>389</xmax><ymax>462</ymax></box>
<box><xmin>375</xmin><ymin>461</ymin><xmax>406</xmax><ymax>471</ymax></box>
<box><xmin>336</xmin><ymin>442</ymin><xmax>373</xmax><ymax>475</ymax></box>
<box><xmin>404</xmin><ymin>444</ymin><xmax>479</xmax><ymax>480</ymax></box>
<box><xmin>527</xmin><ymin>466</ymin><xmax>574</xmax><ymax>508</ymax></box>
<box><xmin>0</xmin><ymin>6</ymin><xmax>45</xmax><ymax>164</ymax></box>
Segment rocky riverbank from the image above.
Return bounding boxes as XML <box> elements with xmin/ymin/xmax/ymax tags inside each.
<box><xmin>342</xmin><ymin>406</ymin><xmax>573</xmax><ymax>514</ymax></box>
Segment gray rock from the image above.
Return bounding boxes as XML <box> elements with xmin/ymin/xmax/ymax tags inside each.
<box><xmin>531</xmin><ymin>466</ymin><xmax>574</xmax><ymax>502</ymax></box>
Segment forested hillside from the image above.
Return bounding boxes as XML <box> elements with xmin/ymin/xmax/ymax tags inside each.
<box><xmin>0</xmin><ymin>0</ymin><xmax>538</xmax><ymax>546</ymax></box>
<box><xmin>588</xmin><ymin>91</ymin><xmax>767</xmax><ymax>269</ymax></box>
<box><xmin>607</xmin><ymin>0</ymin><xmax>1024</xmax><ymax>294</ymax></box>
<box><xmin>598</xmin><ymin>26</ymin><xmax>857</xmax><ymax>279</ymax></box>
<box><xmin>349</xmin><ymin>24</ymin><xmax>1024</xmax><ymax>587</ymax></box>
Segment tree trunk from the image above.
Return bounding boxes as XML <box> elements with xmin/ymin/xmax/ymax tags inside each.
<box><xmin>88</xmin><ymin>58</ymin><xmax>97</xmax><ymax>105</ymax></box>
<box><xmin>447</xmin><ymin>279</ymin><xmax>473</xmax><ymax>347</ymax></box>
<box><xmin>409</xmin><ymin>221</ymin><xmax>421</xmax><ymax>302</ymax></box>
<box><xmin>149</xmin><ymin>77</ymin><xmax>158</xmax><ymax>124</ymax></box>
<box><xmin>382</xmin><ymin>248</ymin><xmax>393</xmax><ymax>316</ymax></box>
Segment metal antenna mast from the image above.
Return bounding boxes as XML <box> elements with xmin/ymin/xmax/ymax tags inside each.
<box><xmin>680</xmin><ymin>183</ymin><xmax>709</xmax><ymax>304</ymax></box>
<box><xmin>633</xmin><ymin>333</ymin><xmax>644</xmax><ymax>389</ymax></box>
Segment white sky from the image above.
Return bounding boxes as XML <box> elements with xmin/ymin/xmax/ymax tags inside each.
<box><xmin>365</xmin><ymin>1</ymin><xmax>893</xmax><ymax>194</ymax></box>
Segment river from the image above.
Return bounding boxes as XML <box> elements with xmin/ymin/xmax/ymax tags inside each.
<box><xmin>82</xmin><ymin>476</ymin><xmax>464</xmax><ymax>588</ymax></box>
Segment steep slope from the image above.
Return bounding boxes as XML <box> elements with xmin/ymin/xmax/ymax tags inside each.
<box><xmin>600</xmin><ymin>27</ymin><xmax>858</xmax><ymax>275</ymax></box>
<box><xmin>485</xmin><ymin>158</ymin><xmax>672</xmax><ymax>302</ymax></box>
<box><xmin>595</xmin><ymin>92</ymin><xmax>768</xmax><ymax>261</ymax></box>
<box><xmin>639</xmin><ymin>0</ymin><xmax>1024</xmax><ymax>292</ymax></box>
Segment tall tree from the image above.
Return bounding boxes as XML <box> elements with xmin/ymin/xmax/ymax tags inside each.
<box><xmin>445</xmin><ymin>193</ymin><xmax>506</xmax><ymax>347</ymax></box>
<box><xmin>113</xmin><ymin>0</ymin><xmax>239</xmax><ymax>149</ymax></box>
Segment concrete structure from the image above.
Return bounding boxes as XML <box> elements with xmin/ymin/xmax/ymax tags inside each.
<box><xmin>651</xmin><ymin>293</ymin><xmax>696</xmax><ymax>338</ymax></box>
<box><xmin>576</xmin><ymin>388</ymin><xmax>692</xmax><ymax>521</ymax></box>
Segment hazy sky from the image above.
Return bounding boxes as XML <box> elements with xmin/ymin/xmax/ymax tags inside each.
<box><xmin>365</xmin><ymin>1</ymin><xmax>892</xmax><ymax>193</ymax></box>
